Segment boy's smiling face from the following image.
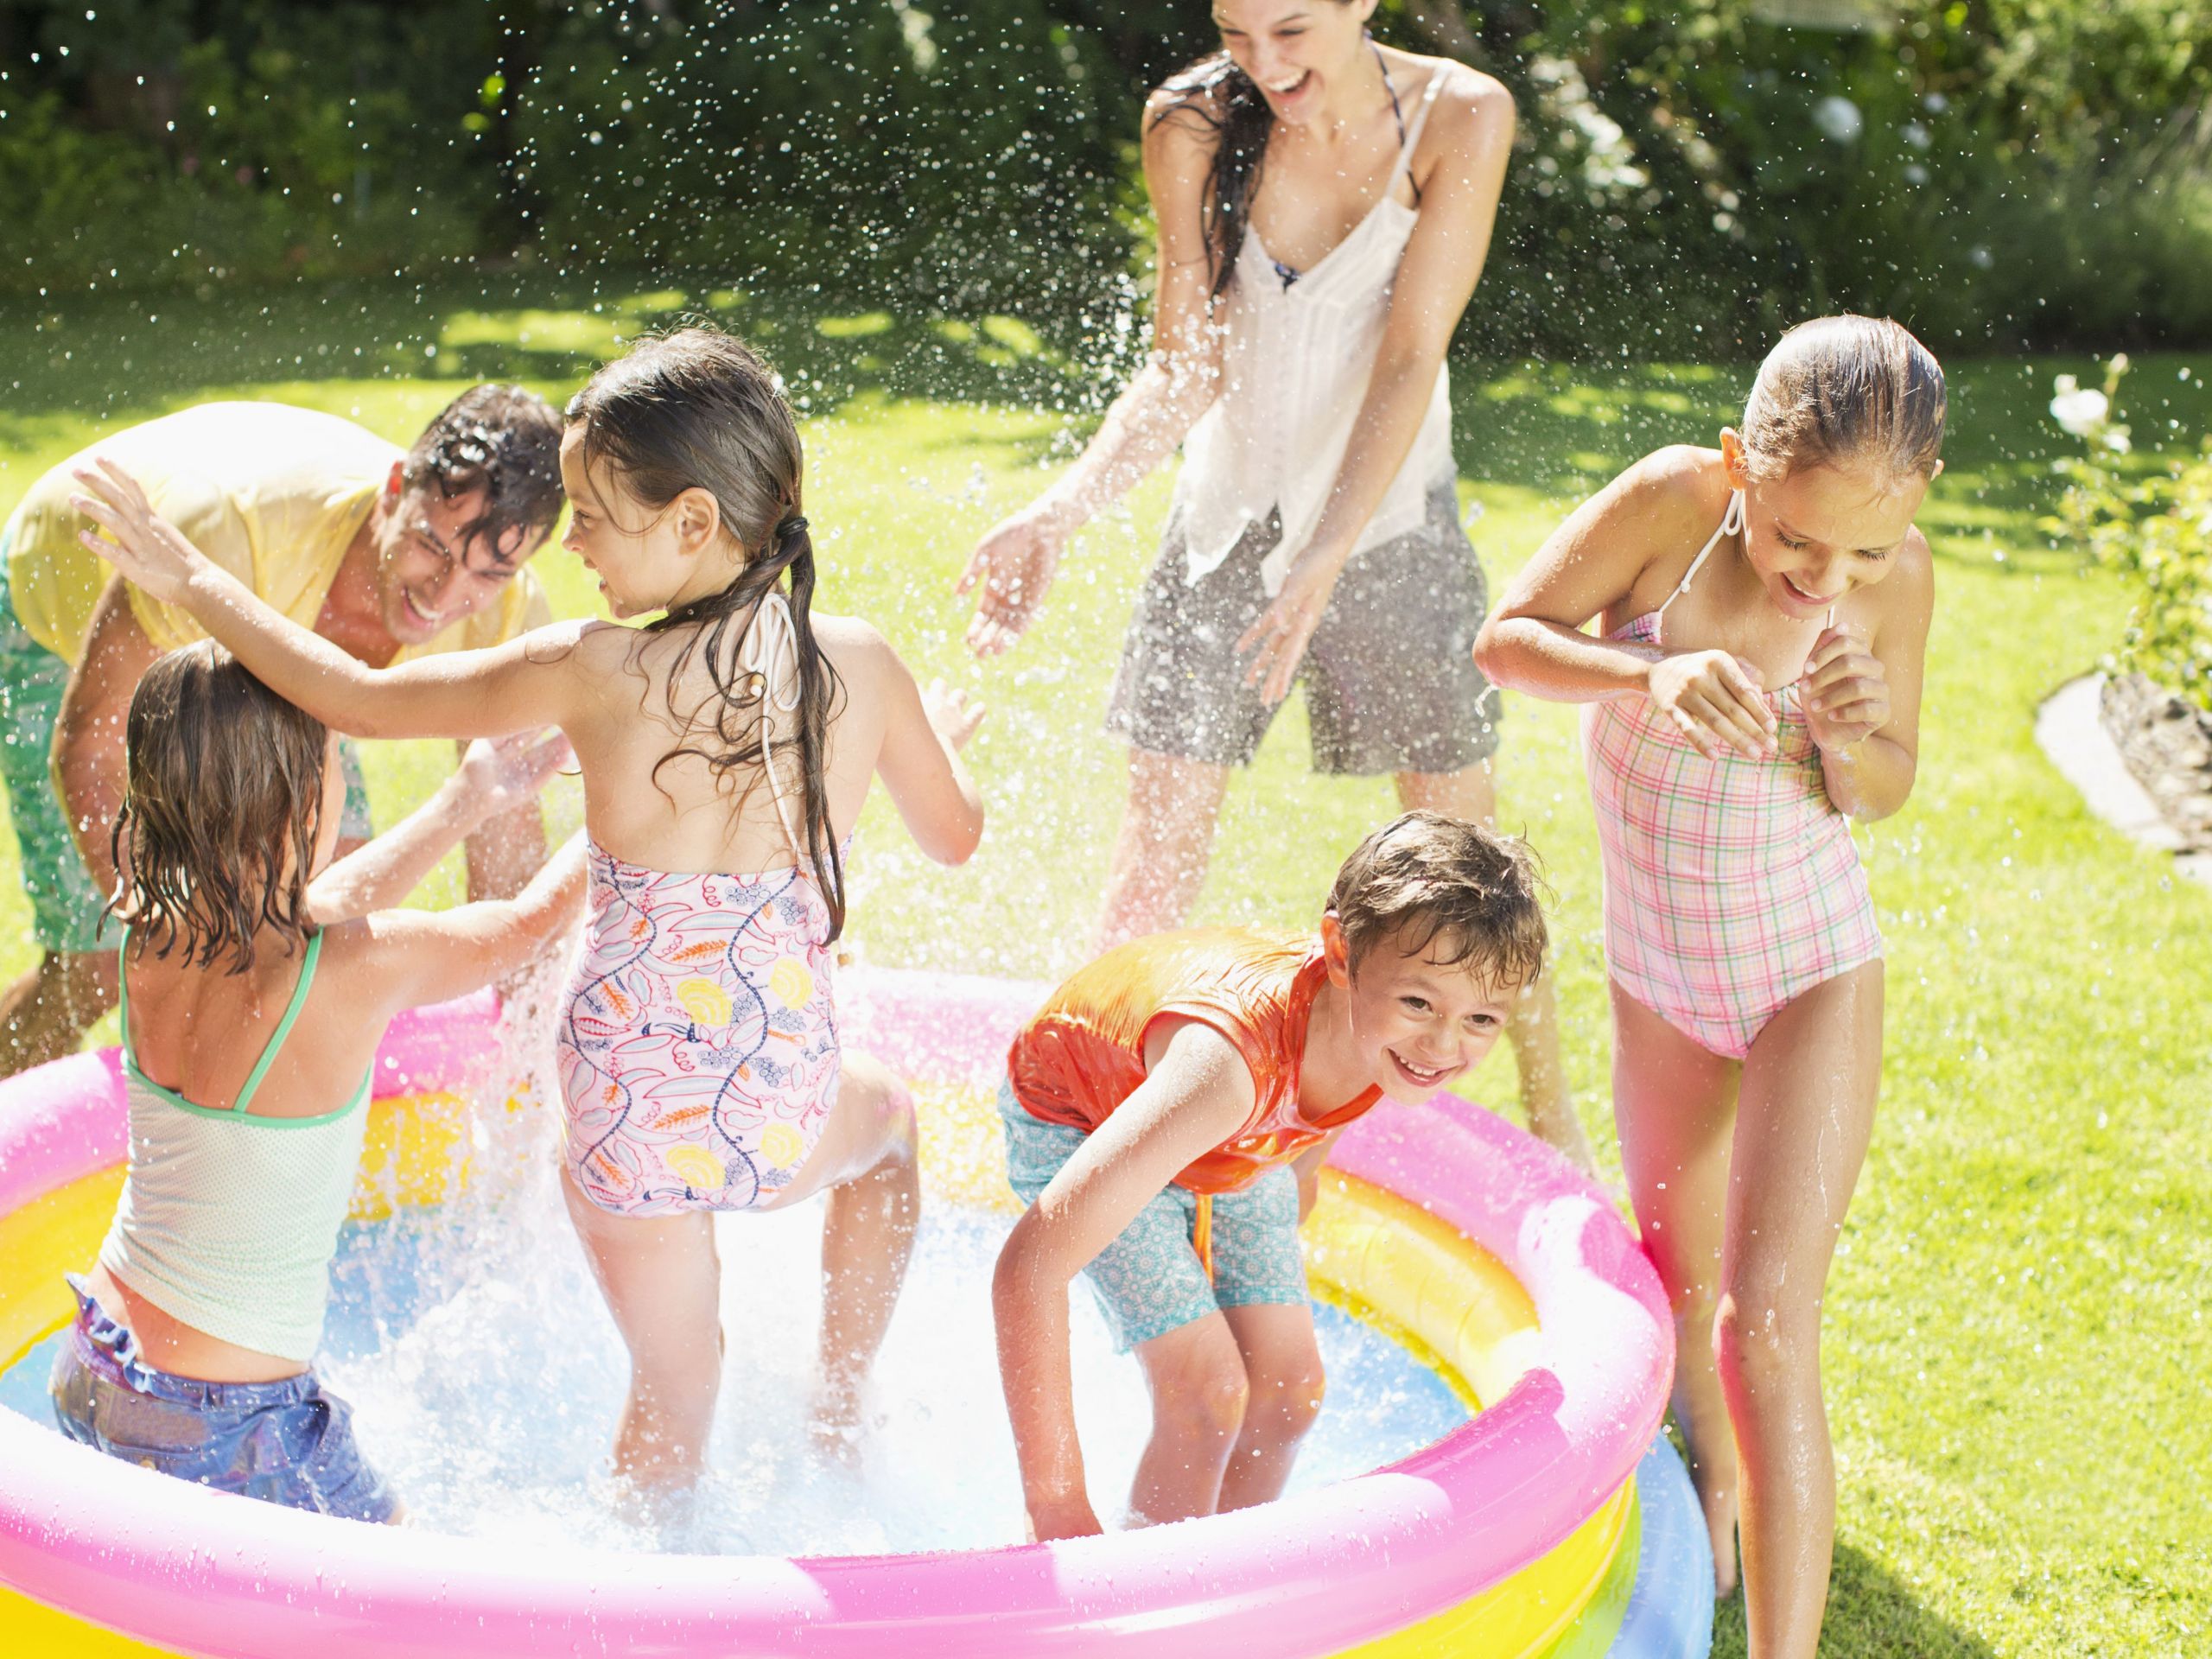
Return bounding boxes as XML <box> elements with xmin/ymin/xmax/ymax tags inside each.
<box><xmin>1322</xmin><ymin>915</ymin><xmax>1519</xmax><ymax>1103</ymax></box>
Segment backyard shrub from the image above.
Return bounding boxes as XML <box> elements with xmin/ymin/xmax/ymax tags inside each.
<box><xmin>1</xmin><ymin>0</ymin><xmax>2208</xmax><ymax>354</ymax></box>
<box><xmin>2046</xmin><ymin>356</ymin><xmax>2212</xmax><ymax>712</ymax></box>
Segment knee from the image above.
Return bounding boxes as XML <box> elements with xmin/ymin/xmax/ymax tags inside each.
<box><xmin>1155</xmin><ymin>1347</ymin><xmax>1250</xmax><ymax>1442</ymax></box>
<box><xmin>1711</xmin><ymin>1288</ymin><xmax>1821</xmax><ymax>1402</ymax></box>
<box><xmin>1247</xmin><ymin>1347</ymin><xmax>1327</xmax><ymax>1437</ymax></box>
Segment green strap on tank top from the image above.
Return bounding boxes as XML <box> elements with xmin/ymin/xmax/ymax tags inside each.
<box><xmin>118</xmin><ymin>925</ymin><xmax>328</xmax><ymax>1116</ymax></box>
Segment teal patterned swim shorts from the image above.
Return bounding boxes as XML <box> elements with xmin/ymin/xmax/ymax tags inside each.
<box><xmin>998</xmin><ymin>1081</ymin><xmax>1308</xmax><ymax>1351</ymax></box>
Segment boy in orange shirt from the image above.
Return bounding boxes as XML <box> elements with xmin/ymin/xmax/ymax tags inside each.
<box><xmin>994</xmin><ymin>812</ymin><xmax>1547</xmax><ymax>1540</ymax></box>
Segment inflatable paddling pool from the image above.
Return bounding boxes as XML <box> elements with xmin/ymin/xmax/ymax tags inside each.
<box><xmin>0</xmin><ymin>967</ymin><xmax>1712</xmax><ymax>1657</ymax></box>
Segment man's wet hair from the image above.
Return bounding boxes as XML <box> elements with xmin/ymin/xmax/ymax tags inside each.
<box><xmin>403</xmin><ymin>384</ymin><xmax>564</xmax><ymax>563</ymax></box>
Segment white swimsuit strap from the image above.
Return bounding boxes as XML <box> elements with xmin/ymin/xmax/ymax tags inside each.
<box><xmin>1653</xmin><ymin>487</ymin><xmax>1745</xmax><ymax>622</ymax></box>
<box><xmin>1388</xmin><ymin>68</ymin><xmax>1450</xmax><ymax>189</ymax></box>
<box><xmin>737</xmin><ymin>590</ymin><xmax>809</xmax><ymax>864</ymax></box>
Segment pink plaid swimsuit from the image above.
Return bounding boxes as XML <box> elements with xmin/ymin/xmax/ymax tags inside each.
<box><xmin>556</xmin><ymin>594</ymin><xmax>845</xmax><ymax>1217</ymax></box>
<box><xmin>1582</xmin><ymin>490</ymin><xmax>1884</xmax><ymax>1059</ymax></box>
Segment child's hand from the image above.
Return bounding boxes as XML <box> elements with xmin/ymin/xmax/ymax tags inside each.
<box><xmin>960</xmin><ymin>509</ymin><xmax>1065</xmax><ymax>658</ymax></box>
<box><xmin>454</xmin><ymin>730</ymin><xmax>575</xmax><ymax>820</ymax></box>
<box><xmin>1644</xmin><ymin>649</ymin><xmax>1777</xmax><ymax>760</ymax></box>
<box><xmin>68</xmin><ymin>458</ymin><xmax>208</xmax><ymax>604</ymax></box>
<box><xmin>922</xmin><ymin>678</ymin><xmax>987</xmax><ymax>751</ymax></box>
<box><xmin>1800</xmin><ymin>625</ymin><xmax>1889</xmax><ymax>753</ymax></box>
<box><xmin>1027</xmin><ymin>1492</ymin><xmax>1103</xmax><ymax>1542</ymax></box>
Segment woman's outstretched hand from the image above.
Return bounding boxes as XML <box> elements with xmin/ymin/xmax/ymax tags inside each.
<box><xmin>959</xmin><ymin>508</ymin><xmax>1067</xmax><ymax>658</ymax></box>
<box><xmin>69</xmin><ymin>458</ymin><xmax>207</xmax><ymax>604</ymax></box>
<box><xmin>1237</xmin><ymin>551</ymin><xmax>1343</xmax><ymax>706</ymax></box>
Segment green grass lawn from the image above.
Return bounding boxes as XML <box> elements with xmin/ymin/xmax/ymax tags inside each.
<box><xmin>3</xmin><ymin>279</ymin><xmax>2205</xmax><ymax>1656</ymax></box>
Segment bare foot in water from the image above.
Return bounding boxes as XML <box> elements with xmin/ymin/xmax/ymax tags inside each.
<box><xmin>806</xmin><ymin>1375</ymin><xmax>867</xmax><ymax>1470</ymax></box>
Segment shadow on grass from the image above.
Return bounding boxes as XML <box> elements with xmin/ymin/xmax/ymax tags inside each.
<box><xmin>1708</xmin><ymin>1544</ymin><xmax>1998</xmax><ymax>1658</ymax></box>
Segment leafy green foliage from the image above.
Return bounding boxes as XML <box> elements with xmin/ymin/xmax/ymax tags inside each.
<box><xmin>1</xmin><ymin>0</ymin><xmax>2208</xmax><ymax>348</ymax></box>
<box><xmin>2046</xmin><ymin>356</ymin><xmax>2212</xmax><ymax>709</ymax></box>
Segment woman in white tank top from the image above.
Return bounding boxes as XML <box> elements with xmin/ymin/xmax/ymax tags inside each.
<box><xmin>957</xmin><ymin>2</ymin><xmax>1590</xmax><ymax>1167</ymax></box>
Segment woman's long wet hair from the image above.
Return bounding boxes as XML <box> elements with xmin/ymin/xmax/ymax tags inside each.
<box><xmin>1150</xmin><ymin>2</ymin><xmax>1360</xmax><ymax>298</ymax></box>
<box><xmin>107</xmin><ymin>641</ymin><xmax>331</xmax><ymax>973</ymax></box>
<box><xmin>564</xmin><ymin>327</ymin><xmax>848</xmax><ymax>940</ymax></box>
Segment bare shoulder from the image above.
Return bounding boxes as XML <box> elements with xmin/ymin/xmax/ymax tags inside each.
<box><xmin>1142</xmin><ymin>78</ymin><xmax>1225</xmax><ymax>179</ymax></box>
<box><xmin>1404</xmin><ymin>54</ymin><xmax>1515</xmax><ymax>158</ymax></box>
<box><xmin>810</xmin><ymin>611</ymin><xmax>900</xmax><ymax>685</ymax></box>
<box><xmin>1872</xmin><ymin>524</ymin><xmax>1936</xmax><ymax>637</ymax></box>
<box><xmin>1622</xmin><ymin>445</ymin><xmax>1731</xmax><ymax>530</ymax></box>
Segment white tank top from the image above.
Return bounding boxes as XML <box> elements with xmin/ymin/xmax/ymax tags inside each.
<box><xmin>1169</xmin><ymin>67</ymin><xmax>1455</xmax><ymax>595</ymax></box>
<box><xmin>98</xmin><ymin>929</ymin><xmax>373</xmax><ymax>1364</ymax></box>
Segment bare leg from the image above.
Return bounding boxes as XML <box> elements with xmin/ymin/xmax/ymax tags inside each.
<box><xmin>0</xmin><ymin>950</ymin><xmax>117</xmax><ymax>1078</ymax></box>
<box><xmin>1722</xmin><ymin>963</ymin><xmax>1883</xmax><ymax>1658</ymax></box>
<box><xmin>768</xmin><ymin>1052</ymin><xmax>921</xmax><ymax>1457</ymax></box>
<box><xmin>1610</xmin><ymin>979</ymin><xmax>1743</xmax><ymax>1599</ymax></box>
<box><xmin>1091</xmin><ymin>748</ymin><xmax>1231</xmax><ymax>953</ymax></box>
<box><xmin>1127</xmin><ymin>1313</ymin><xmax>1249</xmax><ymax>1525</ymax></box>
<box><xmin>1215</xmin><ymin>1303</ymin><xmax>1326</xmax><ymax>1511</ymax></box>
<box><xmin>1396</xmin><ymin>764</ymin><xmax>1592</xmax><ymax>1171</ymax></box>
<box><xmin>560</xmin><ymin>1169</ymin><xmax>724</xmax><ymax>1496</ymax></box>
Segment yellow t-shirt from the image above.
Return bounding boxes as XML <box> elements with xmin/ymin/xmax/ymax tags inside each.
<box><xmin>4</xmin><ymin>401</ymin><xmax>550</xmax><ymax>664</ymax></box>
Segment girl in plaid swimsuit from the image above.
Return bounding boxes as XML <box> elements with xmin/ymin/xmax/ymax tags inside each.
<box><xmin>1475</xmin><ymin>317</ymin><xmax>1947</xmax><ymax>1658</ymax></box>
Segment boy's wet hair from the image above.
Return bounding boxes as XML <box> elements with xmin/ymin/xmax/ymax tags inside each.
<box><xmin>404</xmin><ymin>383</ymin><xmax>565</xmax><ymax>563</ymax></box>
<box><xmin>107</xmin><ymin>641</ymin><xmax>330</xmax><ymax>973</ymax></box>
<box><xmin>1740</xmin><ymin>315</ymin><xmax>1947</xmax><ymax>484</ymax></box>
<box><xmin>1327</xmin><ymin>811</ymin><xmax>1548</xmax><ymax>988</ymax></box>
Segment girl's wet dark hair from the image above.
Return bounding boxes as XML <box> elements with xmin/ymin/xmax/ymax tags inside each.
<box><xmin>107</xmin><ymin>641</ymin><xmax>331</xmax><ymax>973</ymax></box>
<box><xmin>1151</xmin><ymin>2</ymin><xmax>1359</xmax><ymax>299</ymax></box>
<box><xmin>564</xmin><ymin>327</ymin><xmax>849</xmax><ymax>939</ymax></box>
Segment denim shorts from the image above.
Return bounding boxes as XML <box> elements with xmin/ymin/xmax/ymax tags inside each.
<box><xmin>1104</xmin><ymin>478</ymin><xmax>1502</xmax><ymax>776</ymax></box>
<box><xmin>48</xmin><ymin>1275</ymin><xmax>397</xmax><ymax>1523</ymax></box>
<box><xmin>0</xmin><ymin>533</ymin><xmax>375</xmax><ymax>954</ymax></box>
<box><xmin>999</xmin><ymin>1083</ymin><xmax>1308</xmax><ymax>1352</ymax></box>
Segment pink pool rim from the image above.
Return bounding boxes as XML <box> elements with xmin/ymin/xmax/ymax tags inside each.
<box><xmin>0</xmin><ymin>968</ymin><xmax>1673</xmax><ymax>1658</ymax></box>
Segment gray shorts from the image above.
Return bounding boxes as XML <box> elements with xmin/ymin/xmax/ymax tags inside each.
<box><xmin>1105</xmin><ymin>480</ymin><xmax>1502</xmax><ymax>776</ymax></box>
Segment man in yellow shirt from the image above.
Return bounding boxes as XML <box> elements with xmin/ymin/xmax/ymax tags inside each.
<box><xmin>0</xmin><ymin>387</ymin><xmax>567</xmax><ymax>1075</ymax></box>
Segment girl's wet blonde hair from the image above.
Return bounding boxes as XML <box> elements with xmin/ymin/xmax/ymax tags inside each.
<box><xmin>1739</xmin><ymin>315</ymin><xmax>1947</xmax><ymax>484</ymax></box>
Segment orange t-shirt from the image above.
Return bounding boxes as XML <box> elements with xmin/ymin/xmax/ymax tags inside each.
<box><xmin>1006</xmin><ymin>928</ymin><xmax>1382</xmax><ymax>1196</ymax></box>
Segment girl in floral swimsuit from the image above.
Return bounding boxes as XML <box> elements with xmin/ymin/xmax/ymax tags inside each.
<box><xmin>1476</xmin><ymin>316</ymin><xmax>1945</xmax><ymax>1658</ymax></box>
<box><xmin>73</xmin><ymin>325</ymin><xmax>987</xmax><ymax>1498</ymax></box>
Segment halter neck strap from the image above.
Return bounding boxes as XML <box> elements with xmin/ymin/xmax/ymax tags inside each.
<box><xmin>1654</xmin><ymin>487</ymin><xmax>1745</xmax><ymax>624</ymax></box>
<box><xmin>738</xmin><ymin>590</ymin><xmax>810</xmax><ymax>866</ymax></box>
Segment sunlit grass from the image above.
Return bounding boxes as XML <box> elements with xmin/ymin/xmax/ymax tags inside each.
<box><xmin>0</xmin><ymin>280</ymin><xmax>2204</xmax><ymax>1655</ymax></box>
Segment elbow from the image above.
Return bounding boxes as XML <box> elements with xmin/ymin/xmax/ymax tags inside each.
<box><xmin>928</xmin><ymin>801</ymin><xmax>986</xmax><ymax>868</ymax></box>
<box><xmin>1471</xmin><ymin>613</ymin><xmax>1514</xmax><ymax>684</ymax></box>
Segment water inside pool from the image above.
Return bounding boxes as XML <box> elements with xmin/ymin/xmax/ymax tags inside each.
<box><xmin>0</xmin><ymin>1093</ymin><xmax>1465</xmax><ymax>1555</ymax></box>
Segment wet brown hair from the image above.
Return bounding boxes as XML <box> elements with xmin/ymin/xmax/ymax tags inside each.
<box><xmin>1739</xmin><ymin>315</ymin><xmax>1948</xmax><ymax>484</ymax></box>
<box><xmin>404</xmin><ymin>383</ymin><xmax>566</xmax><ymax>563</ymax></box>
<box><xmin>564</xmin><ymin>326</ymin><xmax>848</xmax><ymax>939</ymax></box>
<box><xmin>106</xmin><ymin>641</ymin><xmax>331</xmax><ymax>973</ymax></box>
<box><xmin>1327</xmin><ymin>810</ymin><xmax>1548</xmax><ymax>987</ymax></box>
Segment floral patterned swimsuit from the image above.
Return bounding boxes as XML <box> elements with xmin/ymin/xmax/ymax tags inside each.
<box><xmin>557</xmin><ymin>837</ymin><xmax>843</xmax><ymax>1217</ymax></box>
<box><xmin>556</xmin><ymin>591</ymin><xmax>846</xmax><ymax>1217</ymax></box>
